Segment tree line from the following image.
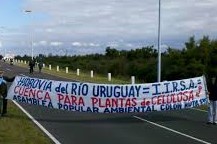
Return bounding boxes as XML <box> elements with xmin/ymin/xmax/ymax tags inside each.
<box><xmin>14</xmin><ymin>36</ymin><xmax>217</xmax><ymax>83</ymax></box>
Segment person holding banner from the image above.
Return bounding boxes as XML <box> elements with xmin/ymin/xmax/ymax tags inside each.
<box><xmin>0</xmin><ymin>71</ymin><xmax>15</xmax><ymax>116</ymax></box>
<box><xmin>207</xmin><ymin>76</ymin><xmax>217</xmax><ymax>125</ymax></box>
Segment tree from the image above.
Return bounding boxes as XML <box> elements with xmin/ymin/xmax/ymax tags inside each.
<box><xmin>105</xmin><ymin>47</ymin><xmax>119</xmax><ymax>57</ymax></box>
<box><xmin>185</xmin><ymin>36</ymin><xmax>196</xmax><ymax>50</ymax></box>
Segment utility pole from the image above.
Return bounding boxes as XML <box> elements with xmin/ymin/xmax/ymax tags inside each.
<box><xmin>157</xmin><ymin>0</ymin><xmax>161</xmax><ymax>82</ymax></box>
<box><xmin>0</xmin><ymin>26</ymin><xmax>6</xmax><ymax>58</ymax></box>
<box><xmin>24</xmin><ymin>10</ymin><xmax>34</xmax><ymax>60</ymax></box>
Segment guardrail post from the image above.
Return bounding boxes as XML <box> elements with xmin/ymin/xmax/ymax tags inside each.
<box><xmin>57</xmin><ymin>66</ymin><xmax>59</xmax><ymax>72</ymax></box>
<box><xmin>77</xmin><ymin>69</ymin><xmax>80</xmax><ymax>76</ymax></box>
<box><xmin>90</xmin><ymin>70</ymin><xmax>93</xmax><ymax>78</ymax></box>
<box><xmin>66</xmin><ymin>67</ymin><xmax>68</xmax><ymax>73</ymax></box>
<box><xmin>131</xmin><ymin>76</ymin><xmax>135</xmax><ymax>84</ymax></box>
<box><xmin>108</xmin><ymin>73</ymin><xmax>111</xmax><ymax>81</ymax></box>
<box><xmin>49</xmin><ymin>65</ymin><xmax>52</xmax><ymax>70</ymax></box>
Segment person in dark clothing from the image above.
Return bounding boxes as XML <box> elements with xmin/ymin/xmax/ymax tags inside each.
<box><xmin>38</xmin><ymin>62</ymin><xmax>43</xmax><ymax>73</ymax></box>
<box><xmin>29</xmin><ymin>60</ymin><xmax>34</xmax><ymax>74</ymax></box>
<box><xmin>10</xmin><ymin>59</ymin><xmax>14</xmax><ymax>65</ymax></box>
<box><xmin>0</xmin><ymin>71</ymin><xmax>15</xmax><ymax>116</ymax></box>
<box><xmin>207</xmin><ymin>75</ymin><xmax>217</xmax><ymax>125</ymax></box>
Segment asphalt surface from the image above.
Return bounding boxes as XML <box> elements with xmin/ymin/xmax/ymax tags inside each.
<box><xmin>1</xmin><ymin>61</ymin><xmax>217</xmax><ymax>144</ymax></box>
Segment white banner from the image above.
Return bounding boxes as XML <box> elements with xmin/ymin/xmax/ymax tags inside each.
<box><xmin>7</xmin><ymin>76</ymin><xmax>208</xmax><ymax>113</ymax></box>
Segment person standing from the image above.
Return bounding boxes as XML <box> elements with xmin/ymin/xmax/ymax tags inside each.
<box><xmin>38</xmin><ymin>62</ymin><xmax>43</xmax><ymax>73</ymax></box>
<box><xmin>29</xmin><ymin>60</ymin><xmax>34</xmax><ymax>74</ymax></box>
<box><xmin>207</xmin><ymin>75</ymin><xmax>217</xmax><ymax>125</ymax></box>
<box><xmin>0</xmin><ymin>71</ymin><xmax>15</xmax><ymax>116</ymax></box>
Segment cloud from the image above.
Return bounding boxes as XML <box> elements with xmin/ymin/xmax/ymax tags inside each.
<box><xmin>71</xmin><ymin>42</ymin><xmax>100</xmax><ymax>47</ymax></box>
<box><xmin>71</xmin><ymin>42</ymin><xmax>82</xmax><ymax>47</ymax></box>
<box><xmin>4</xmin><ymin>0</ymin><xmax>217</xmax><ymax>56</ymax></box>
<box><xmin>107</xmin><ymin>42</ymin><xmax>119</xmax><ymax>48</ymax></box>
<box><xmin>89</xmin><ymin>43</ymin><xmax>100</xmax><ymax>47</ymax></box>
<box><xmin>45</xmin><ymin>28</ymin><xmax>53</xmax><ymax>33</ymax></box>
<box><xmin>38</xmin><ymin>40</ymin><xmax>47</xmax><ymax>46</ymax></box>
<box><xmin>50</xmin><ymin>41</ymin><xmax>62</xmax><ymax>46</ymax></box>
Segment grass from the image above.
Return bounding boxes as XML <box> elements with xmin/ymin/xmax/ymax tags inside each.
<box><xmin>197</xmin><ymin>105</ymin><xmax>208</xmax><ymax>111</ymax></box>
<box><xmin>16</xmin><ymin>62</ymin><xmax>132</xmax><ymax>84</ymax></box>
<box><xmin>0</xmin><ymin>101</ymin><xmax>52</xmax><ymax>144</ymax></box>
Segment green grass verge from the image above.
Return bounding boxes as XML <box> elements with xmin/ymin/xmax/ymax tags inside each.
<box><xmin>0</xmin><ymin>101</ymin><xmax>52</xmax><ymax>144</ymax></box>
<box><xmin>197</xmin><ymin>105</ymin><xmax>208</xmax><ymax>111</ymax></box>
<box><xmin>16</xmin><ymin>62</ymin><xmax>131</xmax><ymax>84</ymax></box>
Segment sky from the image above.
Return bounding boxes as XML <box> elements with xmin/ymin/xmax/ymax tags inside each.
<box><xmin>0</xmin><ymin>0</ymin><xmax>217</xmax><ymax>57</ymax></box>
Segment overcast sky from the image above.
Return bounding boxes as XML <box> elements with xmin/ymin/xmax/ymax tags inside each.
<box><xmin>0</xmin><ymin>0</ymin><xmax>217</xmax><ymax>56</ymax></box>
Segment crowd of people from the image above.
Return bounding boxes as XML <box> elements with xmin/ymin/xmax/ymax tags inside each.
<box><xmin>29</xmin><ymin>58</ymin><xmax>43</xmax><ymax>74</ymax></box>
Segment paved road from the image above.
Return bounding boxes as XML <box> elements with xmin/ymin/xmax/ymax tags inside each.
<box><xmin>1</xmin><ymin>61</ymin><xmax>217</xmax><ymax>144</ymax></box>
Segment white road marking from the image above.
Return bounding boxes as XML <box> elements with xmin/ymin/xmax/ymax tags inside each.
<box><xmin>12</xmin><ymin>101</ymin><xmax>61</xmax><ymax>144</ymax></box>
<box><xmin>133</xmin><ymin>115</ymin><xmax>211</xmax><ymax>144</ymax></box>
<box><xmin>6</xmin><ymin>68</ymin><xmax>11</xmax><ymax>71</ymax></box>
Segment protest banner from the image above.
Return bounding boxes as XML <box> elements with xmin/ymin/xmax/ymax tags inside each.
<box><xmin>7</xmin><ymin>76</ymin><xmax>208</xmax><ymax>113</ymax></box>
